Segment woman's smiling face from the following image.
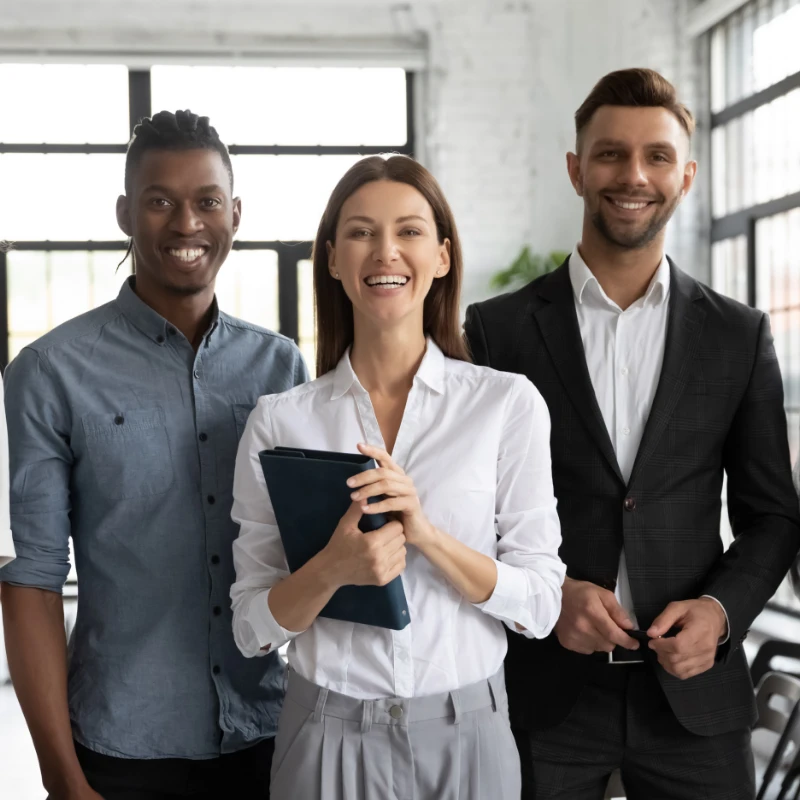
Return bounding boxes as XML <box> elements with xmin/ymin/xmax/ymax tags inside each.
<box><xmin>327</xmin><ymin>179</ymin><xmax>450</xmax><ymax>331</ymax></box>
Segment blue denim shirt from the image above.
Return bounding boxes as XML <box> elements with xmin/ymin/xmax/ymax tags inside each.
<box><xmin>0</xmin><ymin>277</ymin><xmax>308</xmax><ymax>759</ymax></box>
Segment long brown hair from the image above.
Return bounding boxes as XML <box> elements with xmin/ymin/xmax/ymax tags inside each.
<box><xmin>312</xmin><ymin>155</ymin><xmax>471</xmax><ymax>377</ymax></box>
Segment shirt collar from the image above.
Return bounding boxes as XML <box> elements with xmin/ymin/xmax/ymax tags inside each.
<box><xmin>115</xmin><ymin>276</ymin><xmax>220</xmax><ymax>347</ymax></box>
<box><xmin>330</xmin><ymin>338</ymin><xmax>446</xmax><ymax>401</ymax></box>
<box><xmin>568</xmin><ymin>244</ymin><xmax>670</xmax><ymax>308</ymax></box>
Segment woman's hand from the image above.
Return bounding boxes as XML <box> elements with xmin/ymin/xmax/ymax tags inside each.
<box><xmin>321</xmin><ymin>500</ymin><xmax>407</xmax><ymax>588</ymax></box>
<box><xmin>347</xmin><ymin>443</ymin><xmax>436</xmax><ymax>548</ymax></box>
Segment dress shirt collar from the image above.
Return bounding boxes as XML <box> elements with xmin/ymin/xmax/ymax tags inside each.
<box><xmin>330</xmin><ymin>338</ymin><xmax>446</xmax><ymax>401</ymax></box>
<box><xmin>568</xmin><ymin>243</ymin><xmax>670</xmax><ymax>309</ymax></box>
<box><xmin>115</xmin><ymin>276</ymin><xmax>220</xmax><ymax>347</ymax></box>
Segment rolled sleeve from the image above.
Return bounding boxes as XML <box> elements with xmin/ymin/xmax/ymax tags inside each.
<box><xmin>476</xmin><ymin>375</ymin><xmax>565</xmax><ymax>638</ymax></box>
<box><xmin>0</xmin><ymin>349</ymin><xmax>72</xmax><ymax>592</ymax></box>
<box><xmin>230</xmin><ymin>396</ymin><xmax>304</xmax><ymax>657</ymax></box>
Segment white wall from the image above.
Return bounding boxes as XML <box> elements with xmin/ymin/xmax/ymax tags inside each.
<box><xmin>0</xmin><ymin>0</ymin><xmax>708</xmax><ymax>304</ymax></box>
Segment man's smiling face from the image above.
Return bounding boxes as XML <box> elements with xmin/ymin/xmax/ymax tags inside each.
<box><xmin>568</xmin><ymin>105</ymin><xmax>696</xmax><ymax>250</ymax></box>
<box><xmin>117</xmin><ymin>148</ymin><xmax>240</xmax><ymax>296</ymax></box>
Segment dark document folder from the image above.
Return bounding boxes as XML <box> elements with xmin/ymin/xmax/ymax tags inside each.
<box><xmin>258</xmin><ymin>447</ymin><xmax>410</xmax><ymax>630</ymax></box>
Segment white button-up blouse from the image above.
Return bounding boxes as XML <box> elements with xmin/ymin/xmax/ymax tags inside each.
<box><xmin>230</xmin><ymin>341</ymin><xmax>565</xmax><ymax>699</ymax></box>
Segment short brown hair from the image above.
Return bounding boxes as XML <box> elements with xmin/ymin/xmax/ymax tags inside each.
<box><xmin>575</xmin><ymin>68</ymin><xmax>695</xmax><ymax>149</ymax></box>
<box><xmin>312</xmin><ymin>155</ymin><xmax>470</xmax><ymax>377</ymax></box>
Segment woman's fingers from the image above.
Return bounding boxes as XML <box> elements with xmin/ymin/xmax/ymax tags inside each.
<box><xmin>351</xmin><ymin>478</ymin><xmax>412</xmax><ymax>502</ymax></box>
<box><xmin>361</xmin><ymin>497</ymin><xmax>410</xmax><ymax>515</ymax></box>
<box><xmin>357</xmin><ymin>443</ymin><xmax>405</xmax><ymax>475</ymax></box>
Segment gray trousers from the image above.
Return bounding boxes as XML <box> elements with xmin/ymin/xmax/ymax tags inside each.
<box><xmin>270</xmin><ymin>668</ymin><xmax>521</xmax><ymax>800</ymax></box>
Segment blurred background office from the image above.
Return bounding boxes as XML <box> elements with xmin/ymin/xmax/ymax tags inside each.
<box><xmin>0</xmin><ymin>0</ymin><xmax>799</xmax><ymax>798</ymax></box>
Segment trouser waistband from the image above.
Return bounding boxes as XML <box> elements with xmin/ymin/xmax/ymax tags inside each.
<box><xmin>284</xmin><ymin>668</ymin><xmax>505</xmax><ymax>730</ymax></box>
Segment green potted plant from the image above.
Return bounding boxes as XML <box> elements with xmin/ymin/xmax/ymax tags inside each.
<box><xmin>490</xmin><ymin>247</ymin><xmax>569</xmax><ymax>291</ymax></box>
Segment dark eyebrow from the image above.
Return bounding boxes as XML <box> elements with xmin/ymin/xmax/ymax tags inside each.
<box><xmin>644</xmin><ymin>141</ymin><xmax>678</xmax><ymax>152</ymax></box>
<box><xmin>342</xmin><ymin>214</ymin><xmax>429</xmax><ymax>225</ymax></box>
<box><xmin>141</xmin><ymin>184</ymin><xmax>226</xmax><ymax>194</ymax></box>
<box><xmin>591</xmin><ymin>138</ymin><xmax>677</xmax><ymax>152</ymax></box>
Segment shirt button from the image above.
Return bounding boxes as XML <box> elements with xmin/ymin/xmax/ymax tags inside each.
<box><xmin>193</xmin><ymin>369</ymin><xmax>200</xmax><ymax>379</ymax></box>
<box><xmin>114</xmin><ymin>415</ymin><xmax>124</xmax><ymax>425</ymax></box>
<box><xmin>210</xmin><ymin>555</ymin><xmax>220</xmax><ymax>565</ymax></box>
<box><xmin>213</xmin><ymin>606</ymin><xmax>222</xmax><ymax>616</ymax></box>
<box><xmin>624</xmin><ymin>497</ymin><xmax>636</xmax><ymax>512</ymax></box>
<box><xmin>198</xmin><ymin>432</ymin><xmax>208</xmax><ymax>442</ymax></box>
<box><xmin>389</xmin><ymin>705</ymin><xmax>403</xmax><ymax>719</ymax></box>
<box><xmin>622</xmin><ymin>427</ymin><xmax>631</xmax><ymax>436</ymax></box>
<box><xmin>212</xmin><ymin>665</ymin><xmax>221</xmax><ymax>675</ymax></box>
<box><xmin>156</xmin><ymin>335</ymin><xmax>165</xmax><ymax>344</ymax></box>
<box><xmin>167</xmin><ymin>326</ymin><xmax>176</xmax><ymax>336</ymax></box>
<box><xmin>621</xmin><ymin>367</ymin><xmax>629</xmax><ymax>376</ymax></box>
<box><xmin>207</xmin><ymin>495</ymin><xmax>216</xmax><ymax>505</ymax></box>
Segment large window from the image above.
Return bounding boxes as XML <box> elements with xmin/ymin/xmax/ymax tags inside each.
<box><xmin>709</xmin><ymin>0</ymin><xmax>800</xmax><ymax>613</ymax></box>
<box><xmin>0</xmin><ymin>64</ymin><xmax>415</xmax><ymax>374</ymax></box>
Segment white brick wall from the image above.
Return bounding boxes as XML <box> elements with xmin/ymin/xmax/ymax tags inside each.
<box><xmin>0</xmin><ymin>0</ymin><xmax>707</xmax><ymax>302</ymax></box>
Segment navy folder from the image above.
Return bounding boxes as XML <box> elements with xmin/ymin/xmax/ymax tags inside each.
<box><xmin>258</xmin><ymin>447</ymin><xmax>411</xmax><ymax>630</ymax></box>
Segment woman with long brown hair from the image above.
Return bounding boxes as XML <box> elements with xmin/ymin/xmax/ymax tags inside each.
<box><xmin>230</xmin><ymin>155</ymin><xmax>565</xmax><ymax>799</ymax></box>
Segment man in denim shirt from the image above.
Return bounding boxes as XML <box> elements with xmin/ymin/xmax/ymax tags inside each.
<box><xmin>0</xmin><ymin>111</ymin><xmax>308</xmax><ymax>800</ymax></box>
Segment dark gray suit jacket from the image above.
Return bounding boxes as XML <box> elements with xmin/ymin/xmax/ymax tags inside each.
<box><xmin>465</xmin><ymin>257</ymin><xmax>800</xmax><ymax>737</ymax></box>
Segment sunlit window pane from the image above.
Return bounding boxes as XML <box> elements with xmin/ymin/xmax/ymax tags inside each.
<box><xmin>712</xmin><ymin>88</ymin><xmax>800</xmax><ymax>219</ymax></box>
<box><xmin>214</xmin><ymin>249</ymin><xmax>279</xmax><ymax>332</ymax></box>
<box><xmin>0</xmin><ymin>154</ymin><xmax>125</xmax><ymax>240</ymax></box>
<box><xmin>7</xmin><ymin>250</ymin><xmax>128</xmax><ymax>361</ymax></box>
<box><xmin>151</xmin><ymin>67</ymin><xmax>408</xmax><ymax>146</ymax></box>
<box><xmin>232</xmin><ymin>155</ymin><xmax>361</xmax><ymax>241</ymax></box>
<box><xmin>0</xmin><ymin>64</ymin><xmax>129</xmax><ymax>144</ymax></box>
<box><xmin>710</xmin><ymin>236</ymin><xmax>748</xmax><ymax>303</ymax></box>
<box><xmin>298</xmin><ymin>259</ymin><xmax>316</xmax><ymax>378</ymax></box>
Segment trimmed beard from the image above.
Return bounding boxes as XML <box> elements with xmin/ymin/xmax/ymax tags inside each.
<box><xmin>591</xmin><ymin>191</ymin><xmax>681</xmax><ymax>250</ymax></box>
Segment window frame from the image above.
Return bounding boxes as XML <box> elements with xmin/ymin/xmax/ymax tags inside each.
<box><xmin>708</xmin><ymin>1</ymin><xmax>800</xmax><ymax>618</ymax></box>
<box><xmin>0</xmin><ymin>66</ymin><xmax>416</xmax><ymax>367</ymax></box>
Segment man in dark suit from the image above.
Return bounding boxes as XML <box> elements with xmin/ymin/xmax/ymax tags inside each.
<box><xmin>465</xmin><ymin>68</ymin><xmax>800</xmax><ymax>799</ymax></box>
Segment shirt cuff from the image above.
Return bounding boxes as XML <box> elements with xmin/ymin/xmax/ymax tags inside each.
<box><xmin>0</xmin><ymin>528</ymin><xmax>15</xmax><ymax>568</ymax></box>
<box><xmin>701</xmin><ymin>594</ymin><xmax>730</xmax><ymax>645</ymax></box>
<box><xmin>474</xmin><ymin>559</ymin><xmax>529</xmax><ymax>627</ymax></box>
<box><xmin>244</xmin><ymin>588</ymin><xmax>305</xmax><ymax>654</ymax></box>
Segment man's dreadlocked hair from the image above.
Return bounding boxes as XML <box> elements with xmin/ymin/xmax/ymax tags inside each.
<box><xmin>119</xmin><ymin>110</ymin><xmax>234</xmax><ymax>268</ymax></box>
<box><xmin>124</xmin><ymin>109</ymin><xmax>234</xmax><ymax>195</ymax></box>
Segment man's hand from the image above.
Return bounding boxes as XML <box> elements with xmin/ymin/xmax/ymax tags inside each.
<box><xmin>647</xmin><ymin>598</ymin><xmax>727</xmax><ymax>680</ymax></box>
<box><xmin>555</xmin><ymin>577</ymin><xmax>640</xmax><ymax>654</ymax></box>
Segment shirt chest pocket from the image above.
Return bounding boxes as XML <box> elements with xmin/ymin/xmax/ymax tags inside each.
<box><xmin>81</xmin><ymin>407</ymin><xmax>175</xmax><ymax>501</ymax></box>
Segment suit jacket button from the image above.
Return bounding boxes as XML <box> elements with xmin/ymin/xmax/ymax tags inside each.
<box><xmin>624</xmin><ymin>497</ymin><xmax>636</xmax><ymax>512</ymax></box>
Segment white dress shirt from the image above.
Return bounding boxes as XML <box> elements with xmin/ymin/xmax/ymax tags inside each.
<box><xmin>230</xmin><ymin>340</ymin><xmax>565</xmax><ymax>699</ymax></box>
<box><xmin>569</xmin><ymin>245</ymin><xmax>728</xmax><ymax>636</ymax></box>
<box><xmin>0</xmin><ymin>376</ymin><xmax>13</xmax><ymax>568</ymax></box>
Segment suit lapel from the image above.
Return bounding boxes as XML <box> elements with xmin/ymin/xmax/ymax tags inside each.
<box><xmin>533</xmin><ymin>261</ymin><xmax>625</xmax><ymax>485</ymax></box>
<box><xmin>628</xmin><ymin>261</ymin><xmax>706</xmax><ymax>487</ymax></box>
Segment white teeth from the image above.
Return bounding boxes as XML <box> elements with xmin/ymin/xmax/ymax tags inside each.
<box><xmin>365</xmin><ymin>275</ymin><xmax>409</xmax><ymax>286</ymax></box>
<box><xmin>167</xmin><ymin>248</ymin><xmax>205</xmax><ymax>262</ymax></box>
<box><xmin>612</xmin><ymin>200</ymin><xmax>650</xmax><ymax>210</ymax></box>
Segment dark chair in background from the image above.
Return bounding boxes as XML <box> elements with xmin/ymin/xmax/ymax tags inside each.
<box><xmin>754</xmin><ymin>671</ymin><xmax>800</xmax><ymax>800</ymax></box>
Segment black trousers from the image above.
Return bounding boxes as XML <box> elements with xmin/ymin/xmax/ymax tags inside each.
<box><xmin>72</xmin><ymin>737</ymin><xmax>274</xmax><ymax>800</ymax></box>
<box><xmin>514</xmin><ymin>663</ymin><xmax>755</xmax><ymax>800</ymax></box>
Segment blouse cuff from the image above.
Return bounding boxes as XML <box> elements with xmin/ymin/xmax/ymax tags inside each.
<box><xmin>474</xmin><ymin>559</ymin><xmax>530</xmax><ymax>630</ymax></box>
<box><xmin>245</xmin><ymin>588</ymin><xmax>305</xmax><ymax>654</ymax></box>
